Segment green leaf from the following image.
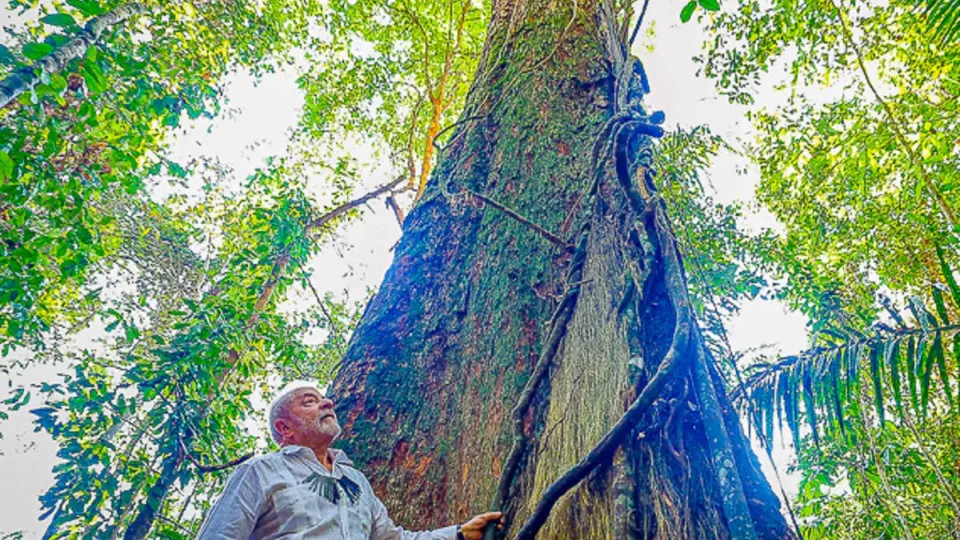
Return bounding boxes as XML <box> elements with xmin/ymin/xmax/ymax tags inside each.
<box><xmin>40</xmin><ymin>13</ymin><xmax>78</xmax><ymax>27</ymax></box>
<box><xmin>954</xmin><ymin>334</ymin><xmax>960</xmax><ymax>411</ymax></box>
<box><xmin>932</xmin><ymin>286</ymin><xmax>950</xmax><ymax>324</ymax></box>
<box><xmin>82</xmin><ymin>61</ymin><xmax>106</xmax><ymax>95</ymax></box>
<box><xmin>23</xmin><ymin>43</ymin><xmax>55</xmax><ymax>61</ymax></box>
<box><xmin>0</xmin><ymin>151</ymin><xmax>13</xmax><ymax>181</ymax></box>
<box><xmin>60</xmin><ymin>259</ymin><xmax>79</xmax><ymax>277</ymax></box>
<box><xmin>124</xmin><ymin>323</ymin><xmax>140</xmax><ymax>343</ymax></box>
<box><xmin>774</xmin><ymin>371</ymin><xmax>786</xmax><ymax>441</ymax></box>
<box><xmin>0</xmin><ymin>45</ymin><xmax>15</xmax><ymax>66</ymax></box>
<box><xmin>935</xmin><ymin>245</ymin><xmax>960</xmax><ymax>310</ymax></box>
<box><xmin>886</xmin><ymin>339</ymin><xmax>904</xmax><ymax>419</ymax></box>
<box><xmin>802</xmin><ymin>369</ymin><xmax>819</xmax><ymax>445</ymax></box>
<box><xmin>934</xmin><ymin>336</ymin><xmax>954</xmax><ymax>415</ymax></box>
<box><xmin>830</xmin><ymin>364</ymin><xmax>846</xmax><ymax>437</ymax></box>
<box><xmin>920</xmin><ymin>333</ymin><xmax>941</xmax><ymax>420</ymax></box>
<box><xmin>76</xmin><ymin>226</ymin><xmax>93</xmax><ymax>245</ymax></box>
<box><xmin>761</xmin><ymin>386</ymin><xmax>774</xmax><ymax>456</ymax></box>
<box><xmin>680</xmin><ymin>0</ymin><xmax>697</xmax><ymax>22</ymax></box>
<box><xmin>66</xmin><ymin>0</ymin><xmax>105</xmax><ymax>16</ymax></box>
<box><xmin>844</xmin><ymin>343</ymin><xmax>858</xmax><ymax>394</ymax></box>
<box><xmin>50</xmin><ymin>73</ymin><xmax>67</xmax><ymax>93</ymax></box>
<box><xmin>906</xmin><ymin>336</ymin><xmax>919</xmax><ymax>417</ymax></box>
<box><xmin>869</xmin><ymin>345</ymin><xmax>884</xmax><ymax>425</ymax></box>
<box><xmin>78</xmin><ymin>101</ymin><xmax>94</xmax><ymax>120</ymax></box>
<box><xmin>699</xmin><ymin>0</ymin><xmax>721</xmax><ymax>11</ymax></box>
<box><xmin>783</xmin><ymin>371</ymin><xmax>801</xmax><ymax>451</ymax></box>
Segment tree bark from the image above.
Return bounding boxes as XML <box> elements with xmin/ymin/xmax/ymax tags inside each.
<box><xmin>332</xmin><ymin>0</ymin><xmax>792</xmax><ymax>538</ymax></box>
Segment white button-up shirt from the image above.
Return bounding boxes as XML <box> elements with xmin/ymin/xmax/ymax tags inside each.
<box><xmin>197</xmin><ymin>445</ymin><xmax>457</xmax><ymax>540</ymax></box>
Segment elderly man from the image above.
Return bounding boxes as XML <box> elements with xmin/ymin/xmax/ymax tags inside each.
<box><xmin>197</xmin><ymin>381</ymin><xmax>501</xmax><ymax>539</ymax></box>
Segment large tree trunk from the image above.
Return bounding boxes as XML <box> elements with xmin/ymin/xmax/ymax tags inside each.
<box><xmin>332</xmin><ymin>0</ymin><xmax>792</xmax><ymax>538</ymax></box>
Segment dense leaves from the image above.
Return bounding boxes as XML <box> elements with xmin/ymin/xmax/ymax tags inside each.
<box><xmin>0</xmin><ymin>0</ymin><xmax>324</xmax><ymax>350</ymax></box>
<box><xmin>698</xmin><ymin>0</ymin><xmax>960</xmax><ymax>536</ymax></box>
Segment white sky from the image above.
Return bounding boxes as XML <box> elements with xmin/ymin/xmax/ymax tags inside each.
<box><xmin>0</xmin><ymin>3</ymin><xmax>812</xmax><ymax>536</ymax></box>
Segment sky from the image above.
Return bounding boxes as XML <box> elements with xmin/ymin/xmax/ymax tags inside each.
<box><xmin>0</xmin><ymin>2</ymin><xmax>812</xmax><ymax>537</ymax></box>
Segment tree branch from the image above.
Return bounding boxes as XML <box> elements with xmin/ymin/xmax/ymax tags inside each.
<box><xmin>305</xmin><ymin>175</ymin><xmax>406</xmax><ymax>231</ymax></box>
<box><xmin>178</xmin><ymin>434</ymin><xmax>254</xmax><ymax>474</ymax></box>
<box><xmin>0</xmin><ymin>3</ymin><xmax>147</xmax><ymax>108</ymax></box>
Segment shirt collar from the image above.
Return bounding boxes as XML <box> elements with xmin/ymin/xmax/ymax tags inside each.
<box><xmin>279</xmin><ymin>445</ymin><xmax>354</xmax><ymax>467</ymax></box>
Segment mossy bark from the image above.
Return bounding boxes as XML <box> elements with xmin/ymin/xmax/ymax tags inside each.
<box><xmin>331</xmin><ymin>0</ymin><xmax>792</xmax><ymax>537</ymax></box>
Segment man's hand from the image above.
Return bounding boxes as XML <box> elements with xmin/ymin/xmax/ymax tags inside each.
<box><xmin>458</xmin><ymin>511</ymin><xmax>503</xmax><ymax>540</ymax></box>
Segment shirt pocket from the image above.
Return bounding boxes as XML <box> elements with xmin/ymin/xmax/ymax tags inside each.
<box><xmin>271</xmin><ymin>484</ymin><xmax>331</xmax><ymax>534</ymax></box>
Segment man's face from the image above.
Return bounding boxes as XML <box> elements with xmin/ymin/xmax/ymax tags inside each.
<box><xmin>277</xmin><ymin>388</ymin><xmax>341</xmax><ymax>446</ymax></box>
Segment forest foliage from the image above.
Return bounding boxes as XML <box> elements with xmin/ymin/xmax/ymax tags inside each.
<box><xmin>0</xmin><ymin>0</ymin><xmax>958</xmax><ymax>537</ymax></box>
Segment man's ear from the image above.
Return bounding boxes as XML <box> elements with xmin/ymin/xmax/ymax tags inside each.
<box><xmin>275</xmin><ymin>418</ymin><xmax>292</xmax><ymax>441</ymax></box>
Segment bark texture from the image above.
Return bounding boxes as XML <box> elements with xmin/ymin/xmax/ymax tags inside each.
<box><xmin>332</xmin><ymin>0</ymin><xmax>792</xmax><ymax>537</ymax></box>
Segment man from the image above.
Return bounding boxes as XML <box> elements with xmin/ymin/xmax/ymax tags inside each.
<box><xmin>197</xmin><ymin>381</ymin><xmax>502</xmax><ymax>539</ymax></box>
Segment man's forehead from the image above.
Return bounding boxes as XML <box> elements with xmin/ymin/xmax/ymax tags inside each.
<box><xmin>291</xmin><ymin>387</ymin><xmax>322</xmax><ymax>399</ymax></box>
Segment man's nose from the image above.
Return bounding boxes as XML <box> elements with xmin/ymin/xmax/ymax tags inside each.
<box><xmin>320</xmin><ymin>397</ymin><xmax>334</xmax><ymax>409</ymax></box>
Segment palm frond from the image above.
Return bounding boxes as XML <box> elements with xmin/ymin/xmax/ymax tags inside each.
<box><xmin>738</xmin><ymin>249</ymin><xmax>960</xmax><ymax>449</ymax></box>
<box><xmin>737</xmin><ymin>321</ymin><xmax>960</xmax><ymax>447</ymax></box>
<box><xmin>920</xmin><ymin>0</ymin><xmax>960</xmax><ymax>46</ymax></box>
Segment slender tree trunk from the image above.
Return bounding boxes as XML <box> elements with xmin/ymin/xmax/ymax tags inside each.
<box><xmin>332</xmin><ymin>0</ymin><xmax>792</xmax><ymax>538</ymax></box>
<box><xmin>0</xmin><ymin>3</ymin><xmax>145</xmax><ymax>109</ymax></box>
<box><xmin>123</xmin><ymin>427</ymin><xmax>185</xmax><ymax>540</ymax></box>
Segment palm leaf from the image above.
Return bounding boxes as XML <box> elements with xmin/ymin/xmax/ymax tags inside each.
<box><xmin>885</xmin><ymin>339</ymin><xmax>904</xmax><ymax>418</ymax></box>
<box><xmin>920</xmin><ymin>333</ymin><xmax>940</xmax><ymax>420</ymax></box>
<box><xmin>936</xmin><ymin>245</ymin><xmax>960</xmax><ymax>309</ymax></box>
<box><xmin>921</xmin><ymin>0</ymin><xmax>960</xmax><ymax>45</ymax></box>
<box><xmin>906</xmin><ymin>335</ymin><xmax>920</xmax><ymax>416</ymax></box>
<box><xmin>738</xmin><ymin>320</ymin><xmax>960</xmax><ymax>451</ymax></box>
<box><xmin>932</xmin><ymin>286</ymin><xmax>951</xmax><ymax>325</ymax></box>
<box><xmin>802</xmin><ymin>369</ymin><xmax>820</xmax><ymax>445</ymax></box>
<box><xmin>869</xmin><ymin>345</ymin><xmax>885</xmax><ymax>425</ymax></box>
<box><xmin>935</xmin><ymin>336</ymin><xmax>955</xmax><ymax>414</ymax></box>
<box><xmin>954</xmin><ymin>334</ymin><xmax>960</xmax><ymax>409</ymax></box>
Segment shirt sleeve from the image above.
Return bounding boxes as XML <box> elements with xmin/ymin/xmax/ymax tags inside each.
<box><xmin>196</xmin><ymin>462</ymin><xmax>266</xmax><ymax>539</ymax></box>
<box><xmin>368</xmin><ymin>494</ymin><xmax>458</xmax><ymax>540</ymax></box>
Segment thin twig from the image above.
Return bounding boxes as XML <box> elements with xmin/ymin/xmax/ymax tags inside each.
<box><xmin>463</xmin><ymin>187</ymin><xmax>571</xmax><ymax>249</ymax></box>
<box><xmin>177</xmin><ymin>434</ymin><xmax>254</xmax><ymax>474</ymax></box>
<box><xmin>297</xmin><ymin>259</ymin><xmax>345</xmax><ymax>347</ymax></box>
<box><xmin>385</xmin><ymin>194</ymin><xmax>407</xmax><ymax>227</ymax></box>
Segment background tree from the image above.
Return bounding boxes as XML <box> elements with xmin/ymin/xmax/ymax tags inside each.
<box><xmin>698</xmin><ymin>0</ymin><xmax>960</xmax><ymax>536</ymax></box>
<box><xmin>0</xmin><ymin>0</ymin><xmax>322</xmax><ymax>351</ymax></box>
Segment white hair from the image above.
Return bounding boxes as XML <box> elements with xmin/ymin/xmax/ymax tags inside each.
<box><xmin>267</xmin><ymin>380</ymin><xmax>323</xmax><ymax>444</ymax></box>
